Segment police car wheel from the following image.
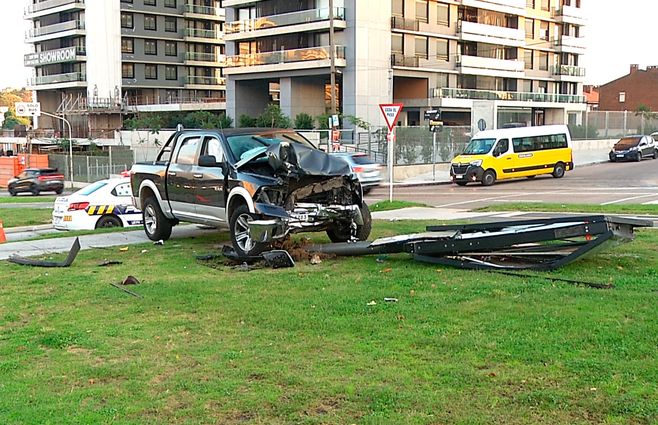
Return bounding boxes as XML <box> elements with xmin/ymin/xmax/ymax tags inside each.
<box><xmin>96</xmin><ymin>215</ymin><xmax>122</xmax><ymax>229</ymax></box>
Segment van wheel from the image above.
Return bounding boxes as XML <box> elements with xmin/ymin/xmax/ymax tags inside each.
<box><xmin>552</xmin><ymin>162</ymin><xmax>566</xmax><ymax>178</ymax></box>
<box><xmin>481</xmin><ymin>170</ymin><xmax>496</xmax><ymax>186</ymax></box>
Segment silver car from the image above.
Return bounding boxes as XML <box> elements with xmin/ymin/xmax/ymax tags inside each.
<box><xmin>332</xmin><ymin>152</ymin><xmax>382</xmax><ymax>194</ymax></box>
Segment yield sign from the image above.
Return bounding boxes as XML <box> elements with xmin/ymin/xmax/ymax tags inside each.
<box><xmin>379</xmin><ymin>103</ymin><xmax>403</xmax><ymax>131</ymax></box>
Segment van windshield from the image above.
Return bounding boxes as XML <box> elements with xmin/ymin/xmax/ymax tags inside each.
<box><xmin>463</xmin><ymin>138</ymin><xmax>496</xmax><ymax>155</ymax></box>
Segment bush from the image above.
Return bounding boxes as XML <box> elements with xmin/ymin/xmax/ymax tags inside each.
<box><xmin>294</xmin><ymin>113</ymin><xmax>314</xmax><ymax>129</ymax></box>
<box><xmin>238</xmin><ymin>114</ymin><xmax>257</xmax><ymax>128</ymax></box>
<box><xmin>255</xmin><ymin>104</ymin><xmax>292</xmax><ymax>128</ymax></box>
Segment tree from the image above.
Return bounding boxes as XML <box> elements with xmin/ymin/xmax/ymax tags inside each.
<box><xmin>256</xmin><ymin>104</ymin><xmax>292</xmax><ymax>128</ymax></box>
<box><xmin>294</xmin><ymin>112</ymin><xmax>314</xmax><ymax>129</ymax></box>
<box><xmin>238</xmin><ymin>114</ymin><xmax>257</xmax><ymax>128</ymax></box>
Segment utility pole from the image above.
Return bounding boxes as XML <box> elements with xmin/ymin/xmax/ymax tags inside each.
<box><xmin>329</xmin><ymin>0</ymin><xmax>336</xmax><ymax>115</ymax></box>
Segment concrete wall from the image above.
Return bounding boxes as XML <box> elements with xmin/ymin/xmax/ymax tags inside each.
<box><xmin>227</xmin><ymin>79</ymin><xmax>271</xmax><ymax>120</ymax></box>
<box><xmin>279</xmin><ymin>77</ymin><xmax>326</xmax><ymax>120</ymax></box>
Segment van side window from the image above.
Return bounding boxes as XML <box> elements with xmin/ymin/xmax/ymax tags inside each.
<box><xmin>495</xmin><ymin>139</ymin><xmax>509</xmax><ymax>155</ymax></box>
<box><xmin>513</xmin><ymin>134</ymin><xmax>568</xmax><ymax>153</ymax></box>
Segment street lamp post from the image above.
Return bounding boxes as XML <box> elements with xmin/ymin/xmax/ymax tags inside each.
<box><xmin>41</xmin><ymin>111</ymin><xmax>73</xmax><ymax>188</ymax></box>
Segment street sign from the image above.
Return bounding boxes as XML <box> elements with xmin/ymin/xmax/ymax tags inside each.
<box><xmin>15</xmin><ymin>102</ymin><xmax>41</xmax><ymax>117</ymax></box>
<box><xmin>424</xmin><ymin>109</ymin><xmax>440</xmax><ymax>120</ymax></box>
<box><xmin>379</xmin><ymin>103</ymin><xmax>403</xmax><ymax>131</ymax></box>
<box><xmin>331</xmin><ymin>114</ymin><xmax>340</xmax><ymax>128</ymax></box>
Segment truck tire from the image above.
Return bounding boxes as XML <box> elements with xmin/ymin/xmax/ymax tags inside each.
<box><xmin>326</xmin><ymin>202</ymin><xmax>372</xmax><ymax>243</ymax></box>
<box><xmin>229</xmin><ymin>205</ymin><xmax>268</xmax><ymax>257</ymax></box>
<box><xmin>142</xmin><ymin>196</ymin><xmax>173</xmax><ymax>241</ymax></box>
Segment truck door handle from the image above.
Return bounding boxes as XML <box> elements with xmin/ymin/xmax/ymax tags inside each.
<box><xmin>168</xmin><ymin>172</ymin><xmax>176</xmax><ymax>177</ymax></box>
<box><xmin>193</xmin><ymin>174</ymin><xmax>203</xmax><ymax>179</ymax></box>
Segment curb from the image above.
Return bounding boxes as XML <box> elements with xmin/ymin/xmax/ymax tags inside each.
<box><xmin>4</xmin><ymin>224</ymin><xmax>53</xmax><ymax>234</ymax></box>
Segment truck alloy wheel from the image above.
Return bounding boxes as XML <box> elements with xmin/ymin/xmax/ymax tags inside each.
<box><xmin>230</xmin><ymin>205</ymin><xmax>267</xmax><ymax>257</ymax></box>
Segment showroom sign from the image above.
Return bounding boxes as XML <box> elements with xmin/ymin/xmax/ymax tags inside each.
<box><xmin>24</xmin><ymin>47</ymin><xmax>79</xmax><ymax>66</ymax></box>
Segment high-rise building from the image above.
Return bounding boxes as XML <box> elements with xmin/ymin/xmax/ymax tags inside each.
<box><xmin>223</xmin><ymin>0</ymin><xmax>587</xmax><ymax>129</ymax></box>
<box><xmin>24</xmin><ymin>0</ymin><xmax>226</xmax><ymax>137</ymax></box>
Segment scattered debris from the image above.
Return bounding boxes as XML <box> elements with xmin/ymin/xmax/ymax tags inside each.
<box><xmin>310</xmin><ymin>254</ymin><xmax>322</xmax><ymax>265</ymax></box>
<box><xmin>121</xmin><ymin>276</ymin><xmax>140</xmax><ymax>285</ymax></box>
<box><xmin>262</xmin><ymin>250</ymin><xmax>295</xmax><ymax>269</ymax></box>
<box><xmin>375</xmin><ymin>256</ymin><xmax>388</xmax><ymax>263</ymax></box>
<box><xmin>98</xmin><ymin>260</ymin><xmax>123</xmax><ymax>267</ymax></box>
<box><xmin>489</xmin><ymin>270</ymin><xmax>615</xmax><ymax>290</ymax></box>
<box><xmin>140</xmin><ymin>249</ymin><xmax>148</xmax><ymax>254</ymax></box>
<box><xmin>110</xmin><ymin>282</ymin><xmax>142</xmax><ymax>298</ymax></box>
<box><xmin>366</xmin><ymin>300</ymin><xmax>377</xmax><ymax>306</ymax></box>
<box><xmin>119</xmin><ymin>247</ymin><xmax>129</xmax><ymax>252</ymax></box>
<box><xmin>8</xmin><ymin>238</ymin><xmax>80</xmax><ymax>267</ymax></box>
<box><xmin>195</xmin><ymin>253</ymin><xmax>223</xmax><ymax>261</ymax></box>
<box><xmin>384</xmin><ymin>297</ymin><xmax>399</xmax><ymax>303</ymax></box>
<box><xmin>153</xmin><ymin>240</ymin><xmax>164</xmax><ymax>246</ymax></box>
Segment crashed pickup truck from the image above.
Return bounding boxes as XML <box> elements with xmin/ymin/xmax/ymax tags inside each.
<box><xmin>130</xmin><ymin>128</ymin><xmax>371</xmax><ymax>256</ymax></box>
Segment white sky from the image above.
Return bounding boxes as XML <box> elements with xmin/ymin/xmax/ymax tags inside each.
<box><xmin>0</xmin><ymin>0</ymin><xmax>654</xmax><ymax>89</ymax></box>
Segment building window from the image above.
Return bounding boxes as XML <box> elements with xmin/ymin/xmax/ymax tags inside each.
<box><xmin>165</xmin><ymin>41</ymin><xmax>177</xmax><ymax>56</ymax></box>
<box><xmin>120</xmin><ymin>0</ymin><xmax>133</xmax><ymax>3</ymax></box>
<box><xmin>165</xmin><ymin>16</ymin><xmax>177</xmax><ymax>32</ymax></box>
<box><xmin>165</xmin><ymin>66</ymin><xmax>177</xmax><ymax>80</ymax></box>
<box><xmin>121</xmin><ymin>12</ymin><xmax>134</xmax><ymax>29</ymax></box>
<box><xmin>527</xmin><ymin>0</ymin><xmax>535</xmax><ymax>7</ymax></box>
<box><xmin>436</xmin><ymin>73</ymin><xmax>448</xmax><ymax>88</ymax></box>
<box><xmin>392</xmin><ymin>0</ymin><xmax>404</xmax><ymax>16</ymax></box>
<box><xmin>144</xmin><ymin>0</ymin><xmax>155</xmax><ymax>5</ymax></box>
<box><xmin>416</xmin><ymin>0</ymin><xmax>428</xmax><ymax>23</ymax></box>
<box><xmin>539</xmin><ymin>21</ymin><xmax>549</xmax><ymax>40</ymax></box>
<box><xmin>525</xmin><ymin>18</ymin><xmax>534</xmax><ymax>39</ymax></box>
<box><xmin>524</xmin><ymin>49</ymin><xmax>533</xmax><ymax>69</ymax></box>
<box><xmin>121</xmin><ymin>38</ymin><xmax>134</xmax><ymax>54</ymax></box>
<box><xmin>437</xmin><ymin>2</ymin><xmax>449</xmax><ymax>26</ymax></box>
<box><xmin>436</xmin><ymin>38</ymin><xmax>449</xmax><ymax>61</ymax></box>
<box><xmin>619</xmin><ymin>92</ymin><xmax>626</xmax><ymax>103</ymax></box>
<box><xmin>415</xmin><ymin>36</ymin><xmax>428</xmax><ymax>59</ymax></box>
<box><xmin>537</xmin><ymin>80</ymin><xmax>548</xmax><ymax>93</ymax></box>
<box><xmin>541</xmin><ymin>0</ymin><xmax>550</xmax><ymax>11</ymax></box>
<box><xmin>391</xmin><ymin>34</ymin><xmax>403</xmax><ymax>53</ymax></box>
<box><xmin>144</xmin><ymin>15</ymin><xmax>157</xmax><ymax>31</ymax></box>
<box><xmin>145</xmin><ymin>40</ymin><xmax>157</xmax><ymax>55</ymax></box>
<box><xmin>145</xmin><ymin>64</ymin><xmax>158</xmax><ymax>79</ymax></box>
<box><xmin>538</xmin><ymin>51</ymin><xmax>548</xmax><ymax>70</ymax></box>
<box><xmin>165</xmin><ymin>0</ymin><xmax>176</xmax><ymax>7</ymax></box>
<box><xmin>122</xmin><ymin>63</ymin><xmax>134</xmax><ymax>79</ymax></box>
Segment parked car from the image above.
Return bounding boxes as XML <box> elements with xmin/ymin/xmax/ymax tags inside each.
<box><xmin>52</xmin><ymin>177</ymin><xmax>142</xmax><ymax>230</ymax></box>
<box><xmin>332</xmin><ymin>152</ymin><xmax>382</xmax><ymax>194</ymax></box>
<box><xmin>7</xmin><ymin>168</ymin><xmax>64</xmax><ymax>196</ymax></box>
<box><xmin>609</xmin><ymin>135</ymin><xmax>657</xmax><ymax>162</ymax></box>
<box><xmin>130</xmin><ymin>128</ymin><xmax>372</xmax><ymax>257</ymax></box>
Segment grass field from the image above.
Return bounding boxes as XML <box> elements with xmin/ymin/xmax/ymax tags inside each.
<box><xmin>1</xmin><ymin>220</ymin><xmax>657</xmax><ymax>424</ymax></box>
<box><xmin>0</xmin><ymin>207</ymin><xmax>52</xmax><ymax>228</ymax></box>
<box><xmin>0</xmin><ymin>195</ymin><xmax>58</xmax><ymax>204</ymax></box>
<box><xmin>476</xmin><ymin>203</ymin><xmax>658</xmax><ymax>216</ymax></box>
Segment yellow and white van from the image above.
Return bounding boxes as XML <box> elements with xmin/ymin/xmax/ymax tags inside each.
<box><xmin>450</xmin><ymin>125</ymin><xmax>573</xmax><ymax>186</ymax></box>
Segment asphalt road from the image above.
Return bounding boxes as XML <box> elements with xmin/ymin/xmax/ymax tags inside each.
<box><xmin>366</xmin><ymin>160</ymin><xmax>658</xmax><ymax>209</ymax></box>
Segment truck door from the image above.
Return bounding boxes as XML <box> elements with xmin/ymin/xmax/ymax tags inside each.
<box><xmin>193</xmin><ymin>135</ymin><xmax>227</xmax><ymax>225</ymax></box>
<box><xmin>166</xmin><ymin>135</ymin><xmax>201</xmax><ymax>218</ymax></box>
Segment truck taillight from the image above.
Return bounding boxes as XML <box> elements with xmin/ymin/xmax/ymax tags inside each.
<box><xmin>68</xmin><ymin>202</ymin><xmax>89</xmax><ymax>211</ymax></box>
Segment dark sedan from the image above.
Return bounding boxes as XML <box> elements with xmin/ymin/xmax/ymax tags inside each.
<box><xmin>609</xmin><ymin>135</ymin><xmax>657</xmax><ymax>162</ymax></box>
<box><xmin>7</xmin><ymin>168</ymin><xmax>65</xmax><ymax>196</ymax></box>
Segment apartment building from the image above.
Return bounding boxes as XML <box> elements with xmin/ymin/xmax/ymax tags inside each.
<box><xmin>222</xmin><ymin>0</ymin><xmax>586</xmax><ymax>129</ymax></box>
<box><xmin>24</xmin><ymin>0</ymin><xmax>226</xmax><ymax>137</ymax></box>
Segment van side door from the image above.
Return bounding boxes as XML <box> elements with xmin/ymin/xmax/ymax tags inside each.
<box><xmin>492</xmin><ymin>139</ymin><xmax>515</xmax><ymax>178</ymax></box>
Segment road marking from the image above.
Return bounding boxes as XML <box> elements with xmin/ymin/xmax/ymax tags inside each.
<box><xmin>493</xmin><ymin>212</ymin><xmax>527</xmax><ymax>218</ymax></box>
<box><xmin>436</xmin><ymin>192</ymin><xmax>532</xmax><ymax>208</ymax></box>
<box><xmin>600</xmin><ymin>194</ymin><xmax>658</xmax><ymax>205</ymax></box>
<box><xmin>642</xmin><ymin>200</ymin><xmax>658</xmax><ymax>205</ymax></box>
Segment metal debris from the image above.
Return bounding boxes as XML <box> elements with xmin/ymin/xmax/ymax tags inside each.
<box><xmin>8</xmin><ymin>238</ymin><xmax>81</xmax><ymax>267</ymax></box>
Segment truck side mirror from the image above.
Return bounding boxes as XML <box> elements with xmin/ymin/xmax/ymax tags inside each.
<box><xmin>198</xmin><ymin>155</ymin><xmax>217</xmax><ymax>167</ymax></box>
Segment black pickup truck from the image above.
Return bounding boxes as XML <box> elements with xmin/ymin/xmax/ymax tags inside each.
<box><xmin>130</xmin><ymin>128</ymin><xmax>371</xmax><ymax>256</ymax></box>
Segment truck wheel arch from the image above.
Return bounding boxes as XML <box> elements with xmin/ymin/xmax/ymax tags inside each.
<box><xmin>226</xmin><ymin>187</ymin><xmax>255</xmax><ymax>218</ymax></box>
<box><xmin>139</xmin><ymin>180</ymin><xmax>175</xmax><ymax>219</ymax></box>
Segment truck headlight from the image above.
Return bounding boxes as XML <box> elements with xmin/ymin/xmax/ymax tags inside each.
<box><xmin>470</xmin><ymin>160</ymin><xmax>483</xmax><ymax>167</ymax></box>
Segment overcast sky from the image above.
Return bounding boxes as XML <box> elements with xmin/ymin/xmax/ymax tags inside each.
<box><xmin>0</xmin><ymin>0</ymin><xmax>653</xmax><ymax>89</ymax></box>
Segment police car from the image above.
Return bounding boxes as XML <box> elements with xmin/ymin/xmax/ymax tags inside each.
<box><xmin>52</xmin><ymin>177</ymin><xmax>143</xmax><ymax>230</ymax></box>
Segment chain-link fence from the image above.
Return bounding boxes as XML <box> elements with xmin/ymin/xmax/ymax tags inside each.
<box><xmin>569</xmin><ymin>110</ymin><xmax>658</xmax><ymax>140</ymax></box>
<box><xmin>48</xmin><ymin>147</ymin><xmax>134</xmax><ymax>183</ymax></box>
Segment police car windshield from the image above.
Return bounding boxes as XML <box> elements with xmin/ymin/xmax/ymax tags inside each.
<box><xmin>78</xmin><ymin>181</ymin><xmax>107</xmax><ymax>196</ymax></box>
<box><xmin>463</xmin><ymin>138</ymin><xmax>496</xmax><ymax>155</ymax></box>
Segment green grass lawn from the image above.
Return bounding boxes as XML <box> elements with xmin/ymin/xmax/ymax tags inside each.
<box><xmin>370</xmin><ymin>200</ymin><xmax>427</xmax><ymax>212</ymax></box>
<box><xmin>1</xmin><ymin>220</ymin><xmax>657</xmax><ymax>424</ymax></box>
<box><xmin>476</xmin><ymin>202</ymin><xmax>658</xmax><ymax>216</ymax></box>
<box><xmin>0</xmin><ymin>207</ymin><xmax>52</xmax><ymax>228</ymax></box>
<box><xmin>0</xmin><ymin>195</ymin><xmax>58</xmax><ymax>204</ymax></box>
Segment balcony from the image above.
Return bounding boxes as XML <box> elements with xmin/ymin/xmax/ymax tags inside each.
<box><xmin>550</xmin><ymin>64</ymin><xmax>586</xmax><ymax>81</ymax></box>
<box><xmin>25</xmin><ymin>0</ymin><xmax>85</xmax><ymax>18</ymax></box>
<box><xmin>29</xmin><ymin>71</ymin><xmax>86</xmax><ymax>88</ymax></box>
<box><xmin>552</xmin><ymin>5</ymin><xmax>586</xmax><ymax>25</ymax></box>
<box><xmin>184</xmin><ymin>28</ymin><xmax>222</xmax><ymax>43</ymax></box>
<box><xmin>24</xmin><ymin>46</ymin><xmax>86</xmax><ymax>67</ymax></box>
<box><xmin>391</xmin><ymin>16</ymin><xmax>419</xmax><ymax>31</ymax></box>
<box><xmin>224</xmin><ymin>7</ymin><xmax>345</xmax><ymax>38</ymax></box>
<box><xmin>184</xmin><ymin>4</ymin><xmax>224</xmax><ymax>21</ymax></box>
<box><xmin>224</xmin><ymin>45</ymin><xmax>346</xmax><ymax>75</ymax></box>
<box><xmin>458</xmin><ymin>20</ymin><xmax>525</xmax><ymax>47</ymax></box>
<box><xmin>554</xmin><ymin>35</ymin><xmax>586</xmax><ymax>54</ymax></box>
<box><xmin>185</xmin><ymin>75</ymin><xmax>226</xmax><ymax>88</ymax></box>
<box><xmin>433</xmin><ymin>87</ymin><xmax>585</xmax><ymax>104</ymax></box>
<box><xmin>460</xmin><ymin>0</ymin><xmax>525</xmax><ymax>14</ymax></box>
<box><xmin>185</xmin><ymin>51</ymin><xmax>220</xmax><ymax>65</ymax></box>
<box><xmin>457</xmin><ymin>54</ymin><xmax>524</xmax><ymax>77</ymax></box>
<box><xmin>26</xmin><ymin>20</ymin><xmax>85</xmax><ymax>41</ymax></box>
<box><xmin>391</xmin><ymin>54</ymin><xmax>419</xmax><ymax>67</ymax></box>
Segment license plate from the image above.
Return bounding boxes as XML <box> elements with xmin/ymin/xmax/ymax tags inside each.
<box><xmin>455</xmin><ymin>174</ymin><xmax>464</xmax><ymax>179</ymax></box>
<box><xmin>616</xmin><ymin>154</ymin><xmax>624</xmax><ymax>157</ymax></box>
<box><xmin>53</xmin><ymin>216</ymin><xmax>63</xmax><ymax>224</ymax></box>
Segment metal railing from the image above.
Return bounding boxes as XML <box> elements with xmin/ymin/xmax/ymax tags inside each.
<box><xmin>391</xmin><ymin>53</ymin><xmax>419</xmax><ymax>67</ymax></box>
<box><xmin>184</xmin><ymin>28</ymin><xmax>217</xmax><ymax>39</ymax></box>
<box><xmin>185</xmin><ymin>51</ymin><xmax>217</xmax><ymax>62</ymax></box>
<box><xmin>185</xmin><ymin>75</ymin><xmax>225</xmax><ymax>86</ymax></box>
<box><xmin>433</xmin><ymin>87</ymin><xmax>585</xmax><ymax>104</ymax></box>
<box><xmin>226</xmin><ymin>45</ymin><xmax>345</xmax><ymax>68</ymax></box>
<box><xmin>225</xmin><ymin>7</ymin><xmax>345</xmax><ymax>34</ymax></box>
<box><xmin>26</xmin><ymin>0</ymin><xmax>84</xmax><ymax>14</ymax></box>
<box><xmin>27</xmin><ymin>20</ymin><xmax>85</xmax><ymax>38</ymax></box>
<box><xmin>391</xmin><ymin>16</ymin><xmax>419</xmax><ymax>31</ymax></box>
<box><xmin>551</xmin><ymin>64</ymin><xmax>586</xmax><ymax>77</ymax></box>
<box><xmin>184</xmin><ymin>4</ymin><xmax>219</xmax><ymax>16</ymax></box>
<box><xmin>30</xmin><ymin>72</ymin><xmax>86</xmax><ymax>86</ymax></box>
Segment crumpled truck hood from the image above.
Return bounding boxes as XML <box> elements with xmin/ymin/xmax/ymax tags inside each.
<box><xmin>235</xmin><ymin>142</ymin><xmax>352</xmax><ymax>177</ymax></box>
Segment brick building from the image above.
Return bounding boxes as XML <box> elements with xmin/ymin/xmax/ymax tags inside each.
<box><xmin>598</xmin><ymin>64</ymin><xmax>658</xmax><ymax>111</ymax></box>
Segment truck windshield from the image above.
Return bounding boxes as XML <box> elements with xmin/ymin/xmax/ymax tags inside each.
<box><xmin>463</xmin><ymin>138</ymin><xmax>496</xmax><ymax>155</ymax></box>
<box><xmin>227</xmin><ymin>131</ymin><xmax>315</xmax><ymax>161</ymax></box>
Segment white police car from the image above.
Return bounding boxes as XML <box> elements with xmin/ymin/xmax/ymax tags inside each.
<box><xmin>52</xmin><ymin>177</ymin><xmax>143</xmax><ymax>230</ymax></box>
